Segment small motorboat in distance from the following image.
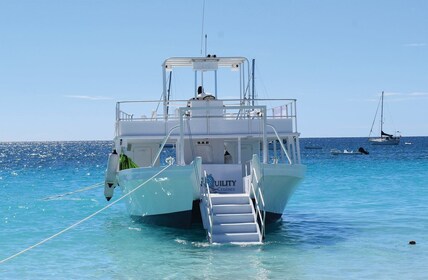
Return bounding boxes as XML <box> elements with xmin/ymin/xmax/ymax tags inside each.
<box><xmin>331</xmin><ymin>147</ymin><xmax>369</xmax><ymax>155</ymax></box>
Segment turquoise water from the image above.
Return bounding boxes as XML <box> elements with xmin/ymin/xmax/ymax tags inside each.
<box><xmin>1</xmin><ymin>138</ymin><xmax>427</xmax><ymax>279</ymax></box>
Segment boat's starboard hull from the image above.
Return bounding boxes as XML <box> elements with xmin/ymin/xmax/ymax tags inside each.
<box><xmin>117</xmin><ymin>160</ymin><xmax>201</xmax><ymax>227</ymax></box>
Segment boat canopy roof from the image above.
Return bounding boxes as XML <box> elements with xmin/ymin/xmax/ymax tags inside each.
<box><xmin>163</xmin><ymin>56</ymin><xmax>248</xmax><ymax>71</ymax></box>
<box><xmin>161</xmin><ymin>56</ymin><xmax>252</xmax><ymax>105</ymax></box>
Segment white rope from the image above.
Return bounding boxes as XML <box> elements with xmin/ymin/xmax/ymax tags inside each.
<box><xmin>0</xmin><ymin>163</ymin><xmax>172</xmax><ymax>264</ymax></box>
<box><xmin>42</xmin><ymin>182</ymin><xmax>104</xmax><ymax>201</ymax></box>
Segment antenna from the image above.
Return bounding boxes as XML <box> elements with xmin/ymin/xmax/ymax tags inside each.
<box><xmin>200</xmin><ymin>0</ymin><xmax>206</xmax><ymax>55</ymax></box>
<box><xmin>252</xmin><ymin>59</ymin><xmax>255</xmax><ymax>106</ymax></box>
<box><xmin>205</xmin><ymin>34</ymin><xmax>208</xmax><ymax>56</ymax></box>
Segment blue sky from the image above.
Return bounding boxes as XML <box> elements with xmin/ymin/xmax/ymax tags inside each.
<box><xmin>0</xmin><ymin>0</ymin><xmax>427</xmax><ymax>141</ymax></box>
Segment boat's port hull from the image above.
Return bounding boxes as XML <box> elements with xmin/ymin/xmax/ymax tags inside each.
<box><xmin>265</xmin><ymin>212</ymin><xmax>282</xmax><ymax>224</ymax></box>
<box><xmin>259</xmin><ymin>164</ymin><xmax>306</xmax><ymax>215</ymax></box>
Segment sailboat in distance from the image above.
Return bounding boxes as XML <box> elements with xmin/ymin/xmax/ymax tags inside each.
<box><xmin>368</xmin><ymin>91</ymin><xmax>401</xmax><ymax>145</ymax></box>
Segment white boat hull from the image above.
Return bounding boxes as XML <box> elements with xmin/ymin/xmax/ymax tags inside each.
<box><xmin>258</xmin><ymin>163</ymin><xmax>306</xmax><ymax>222</ymax></box>
<box><xmin>117</xmin><ymin>160</ymin><xmax>201</xmax><ymax>227</ymax></box>
<box><xmin>369</xmin><ymin>137</ymin><xmax>400</xmax><ymax>145</ymax></box>
<box><xmin>330</xmin><ymin>149</ymin><xmax>363</xmax><ymax>155</ymax></box>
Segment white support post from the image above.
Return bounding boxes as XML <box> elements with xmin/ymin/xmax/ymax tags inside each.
<box><xmin>179</xmin><ymin>108</ymin><xmax>185</xmax><ymax>165</ymax></box>
<box><xmin>262</xmin><ymin>107</ymin><xmax>268</xmax><ymax>164</ymax></box>
<box><xmin>238</xmin><ymin>137</ymin><xmax>241</xmax><ymax>164</ymax></box>
<box><xmin>162</xmin><ymin>63</ymin><xmax>167</xmax><ymax>122</ymax></box>
<box><xmin>295</xmin><ymin>135</ymin><xmax>301</xmax><ymax>164</ymax></box>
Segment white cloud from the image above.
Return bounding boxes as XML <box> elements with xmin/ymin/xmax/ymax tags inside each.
<box><xmin>65</xmin><ymin>95</ymin><xmax>113</xmax><ymax>101</ymax></box>
<box><xmin>403</xmin><ymin>43</ymin><xmax>427</xmax><ymax>47</ymax></box>
<box><xmin>349</xmin><ymin>91</ymin><xmax>428</xmax><ymax>103</ymax></box>
<box><xmin>381</xmin><ymin>92</ymin><xmax>428</xmax><ymax>102</ymax></box>
<box><xmin>409</xmin><ymin>92</ymin><xmax>428</xmax><ymax>96</ymax></box>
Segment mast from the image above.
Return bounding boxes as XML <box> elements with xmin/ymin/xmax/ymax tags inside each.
<box><xmin>380</xmin><ymin>91</ymin><xmax>384</xmax><ymax>137</ymax></box>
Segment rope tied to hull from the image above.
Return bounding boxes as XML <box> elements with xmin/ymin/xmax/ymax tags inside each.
<box><xmin>0</xmin><ymin>163</ymin><xmax>173</xmax><ymax>264</ymax></box>
<box><xmin>42</xmin><ymin>182</ymin><xmax>104</xmax><ymax>201</ymax></box>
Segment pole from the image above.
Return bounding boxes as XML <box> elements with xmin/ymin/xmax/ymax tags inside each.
<box><xmin>252</xmin><ymin>59</ymin><xmax>255</xmax><ymax>106</ymax></box>
<box><xmin>381</xmin><ymin>91</ymin><xmax>384</xmax><ymax>136</ymax></box>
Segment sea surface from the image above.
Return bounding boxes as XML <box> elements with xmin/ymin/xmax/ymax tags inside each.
<box><xmin>1</xmin><ymin>138</ymin><xmax>427</xmax><ymax>279</ymax></box>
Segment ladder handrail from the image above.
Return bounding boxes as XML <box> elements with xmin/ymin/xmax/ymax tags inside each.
<box><xmin>250</xmin><ymin>168</ymin><xmax>265</xmax><ymax>240</ymax></box>
<box><xmin>202</xmin><ymin>170</ymin><xmax>214</xmax><ymax>242</ymax></box>
<box><xmin>249</xmin><ymin>155</ymin><xmax>266</xmax><ymax>240</ymax></box>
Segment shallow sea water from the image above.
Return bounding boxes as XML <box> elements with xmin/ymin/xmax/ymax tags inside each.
<box><xmin>0</xmin><ymin>138</ymin><xmax>427</xmax><ymax>279</ymax></box>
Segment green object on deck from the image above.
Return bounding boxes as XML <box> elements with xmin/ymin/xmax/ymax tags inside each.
<box><xmin>119</xmin><ymin>154</ymin><xmax>138</xmax><ymax>170</ymax></box>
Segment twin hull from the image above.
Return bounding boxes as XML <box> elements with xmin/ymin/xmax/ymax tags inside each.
<box><xmin>117</xmin><ymin>160</ymin><xmax>306</xmax><ymax>228</ymax></box>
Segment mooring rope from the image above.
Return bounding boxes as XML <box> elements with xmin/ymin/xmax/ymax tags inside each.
<box><xmin>0</xmin><ymin>163</ymin><xmax>172</xmax><ymax>264</ymax></box>
<box><xmin>42</xmin><ymin>182</ymin><xmax>104</xmax><ymax>201</ymax></box>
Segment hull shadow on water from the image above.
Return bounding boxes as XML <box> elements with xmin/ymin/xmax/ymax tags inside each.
<box><xmin>264</xmin><ymin>212</ymin><xmax>354</xmax><ymax>248</ymax></box>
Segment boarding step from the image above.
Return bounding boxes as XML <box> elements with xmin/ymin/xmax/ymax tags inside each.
<box><xmin>212</xmin><ymin>213</ymin><xmax>255</xmax><ymax>224</ymax></box>
<box><xmin>210</xmin><ymin>193</ymin><xmax>251</xmax><ymax>205</ymax></box>
<box><xmin>212</xmin><ymin>222</ymin><xmax>258</xmax><ymax>234</ymax></box>
<box><xmin>204</xmin><ymin>193</ymin><xmax>262</xmax><ymax>244</ymax></box>
<box><xmin>212</xmin><ymin>204</ymin><xmax>252</xmax><ymax>214</ymax></box>
<box><xmin>212</xmin><ymin>232</ymin><xmax>261</xmax><ymax>243</ymax></box>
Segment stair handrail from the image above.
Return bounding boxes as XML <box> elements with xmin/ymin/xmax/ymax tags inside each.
<box><xmin>266</xmin><ymin>124</ymin><xmax>292</xmax><ymax>164</ymax></box>
<box><xmin>151</xmin><ymin>124</ymin><xmax>180</xmax><ymax>166</ymax></box>
<box><xmin>251</xmin><ymin>169</ymin><xmax>266</xmax><ymax>240</ymax></box>
<box><xmin>250</xmin><ymin>155</ymin><xmax>266</xmax><ymax>240</ymax></box>
<box><xmin>202</xmin><ymin>170</ymin><xmax>214</xmax><ymax>242</ymax></box>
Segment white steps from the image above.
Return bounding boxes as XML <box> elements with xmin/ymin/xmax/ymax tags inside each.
<box><xmin>207</xmin><ymin>193</ymin><xmax>261</xmax><ymax>244</ymax></box>
<box><xmin>213</xmin><ymin>213</ymin><xmax>255</xmax><ymax>224</ymax></box>
<box><xmin>212</xmin><ymin>222</ymin><xmax>257</xmax><ymax>233</ymax></box>
<box><xmin>212</xmin><ymin>232</ymin><xmax>261</xmax><ymax>243</ymax></box>
<box><xmin>212</xmin><ymin>204</ymin><xmax>252</xmax><ymax>214</ymax></box>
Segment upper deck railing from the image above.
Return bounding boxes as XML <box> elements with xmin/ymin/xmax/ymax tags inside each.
<box><xmin>115</xmin><ymin>98</ymin><xmax>299</xmax><ymax>133</ymax></box>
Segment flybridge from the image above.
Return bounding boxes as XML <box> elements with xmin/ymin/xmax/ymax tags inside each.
<box><xmin>163</xmin><ymin>56</ymin><xmax>248</xmax><ymax>70</ymax></box>
<box><xmin>162</xmin><ymin>56</ymin><xmax>252</xmax><ymax>102</ymax></box>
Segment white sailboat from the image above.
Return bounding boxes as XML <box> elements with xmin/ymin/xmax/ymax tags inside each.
<box><xmin>368</xmin><ymin>91</ymin><xmax>401</xmax><ymax>145</ymax></box>
<box><xmin>103</xmin><ymin>55</ymin><xmax>306</xmax><ymax>243</ymax></box>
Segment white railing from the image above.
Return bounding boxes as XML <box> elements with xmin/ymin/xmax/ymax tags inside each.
<box><xmin>266</xmin><ymin>124</ymin><xmax>292</xmax><ymax>165</ymax></box>
<box><xmin>116</xmin><ymin>98</ymin><xmax>297</xmax><ymax>125</ymax></box>
<box><xmin>249</xmin><ymin>154</ymin><xmax>266</xmax><ymax>240</ymax></box>
<box><xmin>119</xmin><ymin>110</ymin><xmax>134</xmax><ymax>121</ymax></box>
<box><xmin>202</xmin><ymin>170</ymin><xmax>214</xmax><ymax>243</ymax></box>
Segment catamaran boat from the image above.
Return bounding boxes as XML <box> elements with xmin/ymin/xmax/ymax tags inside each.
<box><xmin>104</xmin><ymin>55</ymin><xmax>306</xmax><ymax>243</ymax></box>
